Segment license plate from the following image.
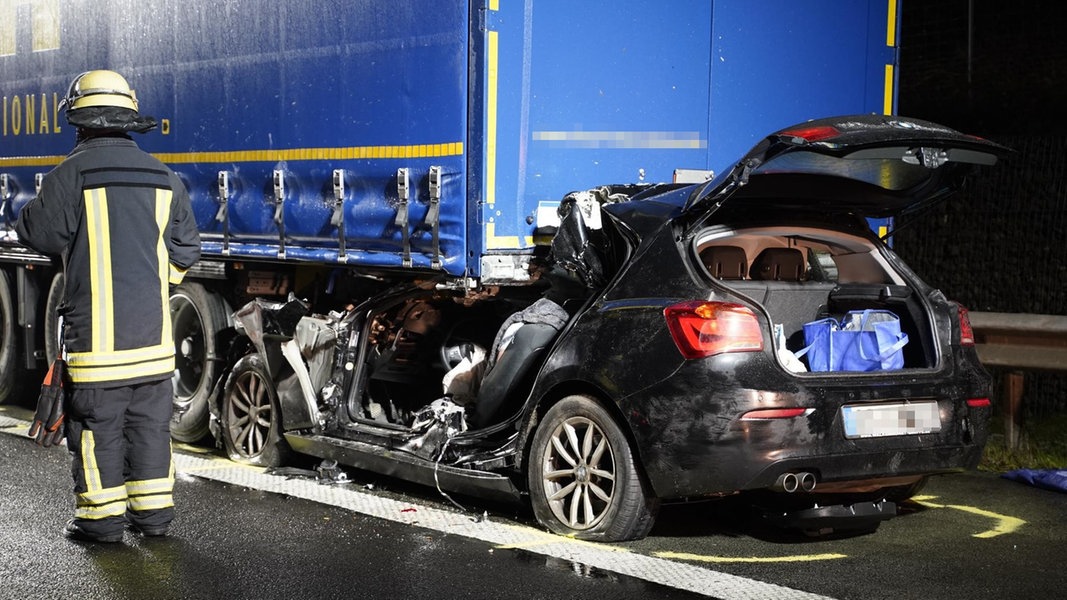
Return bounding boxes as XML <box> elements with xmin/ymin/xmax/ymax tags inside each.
<box><xmin>841</xmin><ymin>401</ymin><xmax>941</xmax><ymax>439</ymax></box>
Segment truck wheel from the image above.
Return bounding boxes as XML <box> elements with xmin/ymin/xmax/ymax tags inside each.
<box><xmin>169</xmin><ymin>282</ymin><xmax>230</xmax><ymax>443</ymax></box>
<box><xmin>220</xmin><ymin>354</ymin><xmax>290</xmax><ymax>467</ymax></box>
<box><xmin>0</xmin><ymin>269</ymin><xmax>21</xmax><ymax>404</ymax></box>
<box><xmin>43</xmin><ymin>272</ymin><xmax>63</xmax><ymax>364</ymax></box>
<box><xmin>527</xmin><ymin>395</ymin><xmax>659</xmax><ymax>541</ymax></box>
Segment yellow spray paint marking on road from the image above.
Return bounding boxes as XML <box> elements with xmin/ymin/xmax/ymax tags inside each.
<box><xmin>911</xmin><ymin>495</ymin><xmax>1026</xmax><ymax>538</ymax></box>
<box><xmin>656</xmin><ymin>551</ymin><xmax>847</xmax><ymax>564</ymax></box>
<box><xmin>495</xmin><ymin>525</ymin><xmax>631</xmax><ymax>553</ymax></box>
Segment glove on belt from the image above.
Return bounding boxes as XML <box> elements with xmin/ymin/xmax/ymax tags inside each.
<box><xmin>28</xmin><ymin>358</ymin><xmax>67</xmax><ymax>448</ymax></box>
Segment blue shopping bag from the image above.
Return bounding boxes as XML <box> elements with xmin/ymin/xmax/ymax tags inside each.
<box><xmin>797</xmin><ymin>310</ymin><xmax>908</xmax><ymax>372</ymax></box>
<box><xmin>798</xmin><ymin>318</ymin><xmax>837</xmax><ymax>372</ymax></box>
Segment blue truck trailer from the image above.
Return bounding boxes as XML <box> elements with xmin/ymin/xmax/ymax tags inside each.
<box><xmin>0</xmin><ymin>0</ymin><xmax>908</xmax><ymax>539</ymax></box>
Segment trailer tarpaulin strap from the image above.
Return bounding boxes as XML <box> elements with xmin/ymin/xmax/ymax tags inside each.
<box><xmin>332</xmin><ymin>169</ymin><xmax>347</xmax><ymax>261</ymax></box>
<box><xmin>272</xmin><ymin>170</ymin><xmax>287</xmax><ymax>258</ymax></box>
<box><xmin>216</xmin><ymin>171</ymin><xmax>231</xmax><ymax>255</ymax></box>
<box><xmin>427</xmin><ymin>166</ymin><xmax>442</xmax><ymax>269</ymax></box>
<box><xmin>396</xmin><ymin>167</ymin><xmax>412</xmax><ymax>267</ymax></box>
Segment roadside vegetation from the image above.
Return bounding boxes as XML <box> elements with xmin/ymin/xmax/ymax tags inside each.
<box><xmin>980</xmin><ymin>412</ymin><xmax>1067</xmax><ymax>472</ymax></box>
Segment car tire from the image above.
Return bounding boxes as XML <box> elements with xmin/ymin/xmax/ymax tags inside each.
<box><xmin>169</xmin><ymin>282</ymin><xmax>230</xmax><ymax>443</ymax></box>
<box><xmin>220</xmin><ymin>353</ymin><xmax>291</xmax><ymax>467</ymax></box>
<box><xmin>527</xmin><ymin>395</ymin><xmax>660</xmax><ymax>541</ymax></box>
<box><xmin>0</xmin><ymin>269</ymin><xmax>22</xmax><ymax>405</ymax></box>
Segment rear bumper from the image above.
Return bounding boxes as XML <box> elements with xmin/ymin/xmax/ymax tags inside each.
<box><xmin>628</xmin><ymin>370</ymin><xmax>991</xmax><ymax>499</ymax></box>
<box><xmin>644</xmin><ymin>433</ymin><xmax>986</xmax><ymax>499</ymax></box>
<box><xmin>740</xmin><ymin>441</ymin><xmax>984</xmax><ymax>491</ymax></box>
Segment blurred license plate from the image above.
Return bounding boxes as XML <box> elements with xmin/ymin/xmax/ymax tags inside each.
<box><xmin>841</xmin><ymin>401</ymin><xmax>941</xmax><ymax>439</ymax></box>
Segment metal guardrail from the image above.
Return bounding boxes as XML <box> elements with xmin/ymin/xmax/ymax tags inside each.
<box><xmin>969</xmin><ymin>311</ymin><xmax>1067</xmax><ymax>448</ymax></box>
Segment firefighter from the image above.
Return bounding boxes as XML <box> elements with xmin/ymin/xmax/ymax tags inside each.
<box><xmin>15</xmin><ymin>70</ymin><xmax>200</xmax><ymax>543</ymax></box>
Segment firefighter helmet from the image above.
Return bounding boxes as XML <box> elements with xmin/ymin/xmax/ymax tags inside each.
<box><xmin>61</xmin><ymin>70</ymin><xmax>139</xmax><ymax>112</ymax></box>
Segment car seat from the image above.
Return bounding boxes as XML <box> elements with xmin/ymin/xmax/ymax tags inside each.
<box><xmin>469</xmin><ymin>298</ymin><xmax>569</xmax><ymax>429</ymax></box>
<box><xmin>699</xmin><ymin>245</ymin><xmax>748</xmax><ymax>279</ymax></box>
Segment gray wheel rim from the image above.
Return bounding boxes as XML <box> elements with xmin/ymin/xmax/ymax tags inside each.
<box><xmin>227</xmin><ymin>369</ymin><xmax>273</xmax><ymax>458</ymax></box>
<box><xmin>540</xmin><ymin>416</ymin><xmax>616</xmax><ymax>531</ymax></box>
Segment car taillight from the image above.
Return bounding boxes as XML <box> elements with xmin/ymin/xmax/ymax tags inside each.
<box><xmin>966</xmin><ymin>398</ymin><xmax>991</xmax><ymax>408</ymax></box>
<box><xmin>664</xmin><ymin>301</ymin><xmax>763</xmax><ymax>359</ymax></box>
<box><xmin>957</xmin><ymin>305</ymin><xmax>976</xmax><ymax>346</ymax></box>
<box><xmin>778</xmin><ymin>125</ymin><xmax>840</xmax><ymax>142</ymax></box>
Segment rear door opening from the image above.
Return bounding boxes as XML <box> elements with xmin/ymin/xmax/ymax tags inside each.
<box><xmin>694</xmin><ymin>224</ymin><xmax>938</xmax><ymax>372</ymax></box>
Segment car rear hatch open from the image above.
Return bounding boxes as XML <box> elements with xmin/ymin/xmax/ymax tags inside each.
<box><xmin>682</xmin><ymin>114</ymin><xmax>1011</xmax><ymax>227</ymax></box>
<box><xmin>680</xmin><ymin>115</ymin><xmax>1010</xmax><ymax>376</ymax></box>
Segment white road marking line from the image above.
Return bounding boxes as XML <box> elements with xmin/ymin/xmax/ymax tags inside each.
<box><xmin>171</xmin><ymin>450</ymin><xmax>835</xmax><ymax>600</ymax></box>
<box><xmin>0</xmin><ymin>410</ymin><xmax>834</xmax><ymax>600</ymax></box>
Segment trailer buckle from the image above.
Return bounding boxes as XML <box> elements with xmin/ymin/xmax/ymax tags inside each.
<box><xmin>332</xmin><ymin>169</ymin><xmax>346</xmax><ymax>262</ymax></box>
<box><xmin>427</xmin><ymin>166</ymin><xmax>442</xmax><ymax>270</ymax></box>
<box><xmin>396</xmin><ymin>168</ymin><xmax>411</xmax><ymax>268</ymax></box>
<box><xmin>216</xmin><ymin>171</ymin><xmax>231</xmax><ymax>256</ymax></box>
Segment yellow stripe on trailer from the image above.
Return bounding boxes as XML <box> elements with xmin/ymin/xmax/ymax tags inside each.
<box><xmin>0</xmin><ymin>142</ymin><xmax>465</xmax><ymax>169</ymax></box>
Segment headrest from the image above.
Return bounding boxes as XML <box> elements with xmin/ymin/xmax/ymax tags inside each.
<box><xmin>699</xmin><ymin>245</ymin><xmax>747</xmax><ymax>279</ymax></box>
<box><xmin>750</xmin><ymin>248</ymin><xmax>806</xmax><ymax>281</ymax></box>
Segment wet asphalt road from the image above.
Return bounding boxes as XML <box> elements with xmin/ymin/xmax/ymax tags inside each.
<box><xmin>0</xmin><ymin>412</ymin><xmax>699</xmax><ymax>600</ymax></box>
<box><xmin>2</xmin><ymin>402</ymin><xmax>1065</xmax><ymax>600</ymax></box>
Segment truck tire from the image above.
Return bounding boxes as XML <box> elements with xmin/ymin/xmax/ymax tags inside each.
<box><xmin>170</xmin><ymin>282</ymin><xmax>230</xmax><ymax>443</ymax></box>
<box><xmin>0</xmin><ymin>269</ymin><xmax>21</xmax><ymax>405</ymax></box>
<box><xmin>527</xmin><ymin>395</ymin><xmax>660</xmax><ymax>541</ymax></box>
<box><xmin>43</xmin><ymin>272</ymin><xmax>63</xmax><ymax>365</ymax></box>
<box><xmin>220</xmin><ymin>353</ymin><xmax>290</xmax><ymax>467</ymax></box>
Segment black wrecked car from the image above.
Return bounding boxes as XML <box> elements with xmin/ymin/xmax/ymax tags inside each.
<box><xmin>214</xmin><ymin>115</ymin><xmax>1005</xmax><ymax>541</ymax></box>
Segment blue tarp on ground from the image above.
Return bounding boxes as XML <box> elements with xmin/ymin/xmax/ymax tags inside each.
<box><xmin>1002</xmin><ymin>469</ymin><xmax>1067</xmax><ymax>493</ymax></box>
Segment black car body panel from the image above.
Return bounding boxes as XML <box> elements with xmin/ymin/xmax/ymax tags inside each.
<box><xmin>524</xmin><ymin>115</ymin><xmax>997</xmax><ymax>501</ymax></box>
<box><xmin>684</xmin><ymin>114</ymin><xmax>1010</xmax><ymax>221</ymax></box>
<box><xmin>531</xmin><ymin>205</ymin><xmax>990</xmax><ymax>499</ymax></box>
<box><xmin>219</xmin><ymin>115</ymin><xmax>998</xmax><ymax>540</ymax></box>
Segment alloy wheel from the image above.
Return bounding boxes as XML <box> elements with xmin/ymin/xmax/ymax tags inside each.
<box><xmin>540</xmin><ymin>416</ymin><xmax>617</xmax><ymax>530</ymax></box>
<box><xmin>226</xmin><ymin>369</ymin><xmax>274</xmax><ymax>459</ymax></box>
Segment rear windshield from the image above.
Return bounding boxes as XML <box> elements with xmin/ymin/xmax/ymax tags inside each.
<box><xmin>755</xmin><ymin>150</ymin><xmax>935</xmax><ymax>191</ymax></box>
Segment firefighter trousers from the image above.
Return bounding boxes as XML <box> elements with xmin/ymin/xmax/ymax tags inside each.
<box><xmin>65</xmin><ymin>378</ymin><xmax>175</xmax><ymax>538</ymax></box>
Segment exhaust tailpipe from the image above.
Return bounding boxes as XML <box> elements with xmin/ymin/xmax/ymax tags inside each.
<box><xmin>772</xmin><ymin>472</ymin><xmax>817</xmax><ymax>493</ymax></box>
<box><xmin>774</xmin><ymin>472</ymin><xmax>800</xmax><ymax>493</ymax></box>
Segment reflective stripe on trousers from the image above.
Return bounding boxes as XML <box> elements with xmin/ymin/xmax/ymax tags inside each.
<box><xmin>66</xmin><ymin>379</ymin><xmax>175</xmax><ymax>535</ymax></box>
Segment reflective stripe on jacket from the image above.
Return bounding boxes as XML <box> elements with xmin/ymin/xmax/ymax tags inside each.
<box><xmin>15</xmin><ymin>135</ymin><xmax>201</xmax><ymax>386</ymax></box>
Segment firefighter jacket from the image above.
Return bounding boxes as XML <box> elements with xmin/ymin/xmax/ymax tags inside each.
<box><xmin>15</xmin><ymin>134</ymin><xmax>201</xmax><ymax>386</ymax></box>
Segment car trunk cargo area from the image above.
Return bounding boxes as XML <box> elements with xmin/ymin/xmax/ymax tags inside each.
<box><xmin>729</xmin><ymin>280</ymin><xmax>935</xmax><ymax>371</ymax></box>
<box><xmin>695</xmin><ymin>225</ymin><xmax>938</xmax><ymax>373</ymax></box>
